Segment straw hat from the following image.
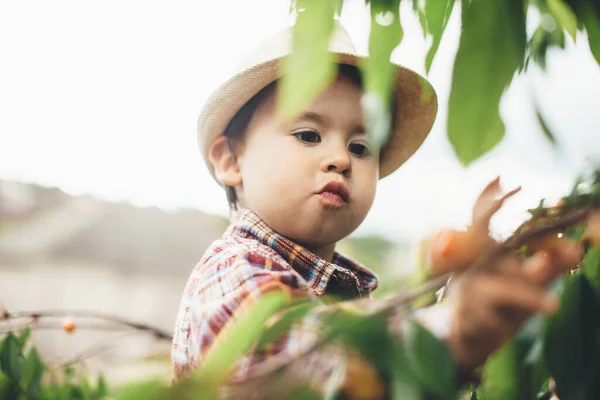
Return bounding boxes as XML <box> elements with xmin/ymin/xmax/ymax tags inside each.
<box><xmin>198</xmin><ymin>23</ymin><xmax>437</xmax><ymax>180</ymax></box>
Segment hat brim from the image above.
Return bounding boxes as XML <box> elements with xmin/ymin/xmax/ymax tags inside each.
<box><xmin>198</xmin><ymin>52</ymin><xmax>437</xmax><ymax>181</ymax></box>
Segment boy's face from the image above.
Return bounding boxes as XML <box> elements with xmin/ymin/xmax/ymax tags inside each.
<box><xmin>230</xmin><ymin>75</ymin><xmax>379</xmax><ymax>251</ymax></box>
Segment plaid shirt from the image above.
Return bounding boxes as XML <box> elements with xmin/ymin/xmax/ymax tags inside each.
<box><xmin>172</xmin><ymin>209</ymin><xmax>390</xmax><ymax>397</ymax></box>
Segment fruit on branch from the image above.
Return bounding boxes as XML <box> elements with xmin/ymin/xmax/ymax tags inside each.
<box><xmin>62</xmin><ymin>317</ymin><xmax>77</xmax><ymax>333</ymax></box>
<box><xmin>427</xmin><ymin>178</ymin><xmax>520</xmax><ymax>276</ymax></box>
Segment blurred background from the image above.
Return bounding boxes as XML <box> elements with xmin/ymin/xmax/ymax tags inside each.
<box><xmin>1</xmin><ymin>0</ymin><xmax>599</xmax><ymax>387</ymax></box>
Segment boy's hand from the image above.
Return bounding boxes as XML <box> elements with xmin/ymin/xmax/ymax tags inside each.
<box><xmin>423</xmin><ymin>177</ymin><xmax>584</xmax><ymax>369</ymax></box>
<box><xmin>447</xmin><ymin>240</ymin><xmax>582</xmax><ymax>368</ymax></box>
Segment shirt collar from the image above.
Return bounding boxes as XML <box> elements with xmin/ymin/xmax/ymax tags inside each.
<box><xmin>225</xmin><ymin>208</ymin><xmax>379</xmax><ymax>297</ymax></box>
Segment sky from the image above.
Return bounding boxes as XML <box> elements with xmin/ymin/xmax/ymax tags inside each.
<box><xmin>1</xmin><ymin>0</ymin><xmax>599</xmax><ymax>242</ymax></box>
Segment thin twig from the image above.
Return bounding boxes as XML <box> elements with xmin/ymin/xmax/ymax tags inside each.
<box><xmin>49</xmin><ymin>331</ymin><xmax>140</xmax><ymax>370</ymax></box>
<box><xmin>0</xmin><ymin>323</ymin><xmax>155</xmax><ymax>335</ymax></box>
<box><xmin>0</xmin><ymin>310</ymin><xmax>172</xmax><ymax>340</ymax></box>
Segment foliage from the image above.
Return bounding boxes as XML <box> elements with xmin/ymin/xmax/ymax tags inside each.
<box><xmin>284</xmin><ymin>0</ymin><xmax>600</xmax><ymax>165</ymax></box>
<box><xmin>0</xmin><ymin>328</ymin><xmax>109</xmax><ymax>400</ymax></box>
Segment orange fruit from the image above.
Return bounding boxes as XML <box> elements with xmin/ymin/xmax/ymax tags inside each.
<box><xmin>428</xmin><ymin>228</ymin><xmax>491</xmax><ymax>275</ymax></box>
<box><xmin>62</xmin><ymin>317</ymin><xmax>77</xmax><ymax>333</ymax></box>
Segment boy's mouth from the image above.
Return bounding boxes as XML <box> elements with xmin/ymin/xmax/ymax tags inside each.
<box><xmin>318</xmin><ymin>181</ymin><xmax>350</xmax><ymax>207</ymax></box>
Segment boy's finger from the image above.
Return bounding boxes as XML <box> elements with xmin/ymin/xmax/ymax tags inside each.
<box><xmin>525</xmin><ymin>241</ymin><xmax>584</xmax><ymax>286</ymax></box>
<box><xmin>456</xmin><ymin>300</ymin><xmax>507</xmax><ymax>339</ymax></box>
<box><xmin>496</xmin><ymin>255</ymin><xmax>525</xmax><ymax>277</ymax></box>
<box><xmin>467</xmin><ymin>275</ymin><xmax>559</xmax><ymax>315</ymax></box>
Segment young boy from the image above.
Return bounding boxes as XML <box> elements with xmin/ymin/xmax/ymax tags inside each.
<box><xmin>172</xmin><ymin>24</ymin><xmax>581</xmax><ymax>398</ymax></box>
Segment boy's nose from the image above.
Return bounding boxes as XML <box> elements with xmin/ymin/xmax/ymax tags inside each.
<box><xmin>322</xmin><ymin>149</ymin><xmax>352</xmax><ymax>177</ymax></box>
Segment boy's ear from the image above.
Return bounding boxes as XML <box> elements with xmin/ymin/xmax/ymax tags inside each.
<box><xmin>208</xmin><ymin>136</ymin><xmax>242</xmax><ymax>186</ymax></box>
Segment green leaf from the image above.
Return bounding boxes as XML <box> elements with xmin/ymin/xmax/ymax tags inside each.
<box><xmin>403</xmin><ymin>320</ymin><xmax>456</xmax><ymax>400</ymax></box>
<box><xmin>424</xmin><ymin>0</ymin><xmax>455</xmax><ymax>73</ymax></box>
<box><xmin>548</xmin><ymin>0</ymin><xmax>578</xmax><ymax>41</ymax></box>
<box><xmin>23</xmin><ymin>348</ymin><xmax>44</xmax><ymax>399</ymax></box>
<box><xmin>361</xmin><ymin>0</ymin><xmax>402</xmax><ymax>151</ymax></box>
<box><xmin>389</xmin><ymin>346</ymin><xmax>422</xmax><ymax>400</ymax></box>
<box><xmin>17</xmin><ymin>327</ymin><xmax>31</xmax><ymax>350</ymax></box>
<box><xmin>544</xmin><ymin>273</ymin><xmax>600</xmax><ymax>400</ymax></box>
<box><xmin>480</xmin><ymin>339</ymin><xmax>521</xmax><ymax>400</ymax></box>
<box><xmin>79</xmin><ymin>378</ymin><xmax>92</xmax><ymax>400</ymax></box>
<box><xmin>0</xmin><ymin>333</ymin><xmax>24</xmax><ymax>382</ymax></box>
<box><xmin>581</xmin><ymin>246</ymin><xmax>600</xmax><ymax>302</ymax></box>
<box><xmin>520</xmin><ymin>315</ymin><xmax>551</xmax><ymax>399</ymax></box>
<box><xmin>113</xmin><ymin>379</ymin><xmax>166</xmax><ymax>400</ymax></box>
<box><xmin>279</xmin><ymin>0</ymin><xmax>337</xmax><ymax>119</ymax></box>
<box><xmin>528</xmin><ymin>347</ymin><xmax>549</xmax><ymax>400</ymax></box>
<box><xmin>447</xmin><ymin>0</ymin><xmax>526</xmax><ymax>165</ymax></box>
<box><xmin>333</xmin><ymin>0</ymin><xmax>343</xmax><ymax>18</ymax></box>
<box><xmin>582</xmin><ymin>4</ymin><xmax>600</xmax><ymax>65</ymax></box>
<box><xmin>186</xmin><ymin>292</ymin><xmax>291</xmax><ymax>392</ymax></box>
<box><xmin>255</xmin><ymin>301</ymin><xmax>316</xmax><ymax>351</ymax></box>
<box><xmin>63</xmin><ymin>365</ymin><xmax>75</xmax><ymax>382</ymax></box>
<box><xmin>535</xmin><ymin>104</ymin><xmax>557</xmax><ymax>146</ymax></box>
<box><xmin>96</xmin><ymin>375</ymin><xmax>109</xmax><ymax>398</ymax></box>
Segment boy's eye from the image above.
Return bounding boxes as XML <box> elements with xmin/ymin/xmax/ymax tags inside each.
<box><xmin>348</xmin><ymin>143</ymin><xmax>370</xmax><ymax>157</ymax></box>
<box><xmin>295</xmin><ymin>130</ymin><xmax>321</xmax><ymax>143</ymax></box>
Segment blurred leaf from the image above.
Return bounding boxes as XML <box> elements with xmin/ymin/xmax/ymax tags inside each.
<box><xmin>333</xmin><ymin>0</ymin><xmax>343</xmax><ymax>18</ymax></box>
<box><xmin>535</xmin><ymin>104</ymin><xmax>557</xmax><ymax>146</ymax></box>
<box><xmin>548</xmin><ymin>0</ymin><xmax>578</xmax><ymax>40</ymax></box>
<box><xmin>361</xmin><ymin>0</ymin><xmax>402</xmax><ymax>151</ymax></box>
<box><xmin>280</xmin><ymin>0</ymin><xmax>337</xmax><ymax>119</ymax></box>
<box><xmin>424</xmin><ymin>0</ymin><xmax>455</xmax><ymax>73</ymax></box>
<box><xmin>0</xmin><ymin>374</ymin><xmax>11</xmax><ymax>399</ymax></box>
<box><xmin>80</xmin><ymin>378</ymin><xmax>92</xmax><ymax>400</ymax></box>
<box><xmin>544</xmin><ymin>273</ymin><xmax>600</xmax><ymax>400</ymax></box>
<box><xmin>418</xmin><ymin>9</ymin><xmax>428</xmax><ymax>38</ymax></box>
<box><xmin>389</xmin><ymin>346</ymin><xmax>422</xmax><ymax>400</ymax></box>
<box><xmin>255</xmin><ymin>301</ymin><xmax>316</xmax><ymax>351</ymax></box>
<box><xmin>403</xmin><ymin>320</ymin><xmax>456</xmax><ymax>400</ymax></box>
<box><xmin>186</xmin><ymin>292</ymin><xmax>291</xmax><ymax>394</ymax></box>
<box><xmin>113</xmin><ymin>379</ymin><xmax>166</xmax><ymax>400</ymax></box>
<box><xmin>528</xmin><ymin>347</ymin><xmax>549</xmax><ymax>400</ymax></box>
<box><xmin>480</xmin><ymin>339</ymin><xmax>521</xmax><ymax>400</ymax></box>
<box><xmin>447</xmin><ymin>0</ymin><xmax>526</xmax><ymax>165</ymax></box>
<box><xmin>582</xmin><ymin>4</ymin><xmax>600</xmax><ymax>65</ymax></box>
<box><xmin>327</xmin><ymin>310</ymin><xmax>390</xmax><ymax>361</ymax></box>
<box><xmin>517</xmin><ymin>313</ymin><xmax>551</xmax><ymax>398</ymax></box>
<box><xmin>583</xmin><ymin>371</ymin><xmax>600</xmax><ymax>400</ymax></box>
<box><xmin>0</xmin><ymin>333</ymin><xmax>24</xmax><ymax>382</ymax></box>
<box><xmin>96</xmin><ymin>375</ymin><xmax>109</xmax><ymax>398</ymax></box>
<box><xmin>581</xmin><ymin>246</ymin><xmax>600</xmax><ymax>302</ymax></box>
<box><xmin>23</xmin><ymin>348</ymin><xmax>44</xmax><ymax>399</ymax></box>
<box><xmin>527</xmin><ymin>25</ymin><xmax>551</xmax><ymax>71</ymax></box>
<box><xmin>63</xmin><ymin>365</ymin><xmax>75</xmax><ymax>382</ymax></box>
<box><xmin>17</xmin><ymin>327</ymin><xmax>31</xmax><ymax>350</ymax></box>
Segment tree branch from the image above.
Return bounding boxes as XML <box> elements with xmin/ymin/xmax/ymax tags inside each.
<box><xmin>0</xmin><ymin>309</ymin><xmax>172</xmax><ymax>340</ymax></box>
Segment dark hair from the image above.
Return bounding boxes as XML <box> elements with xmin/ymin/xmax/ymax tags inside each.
<box><xmin>221</xmin><ymin>64</ymin><xmax>365</xmax><ymax>210</ymax></box>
